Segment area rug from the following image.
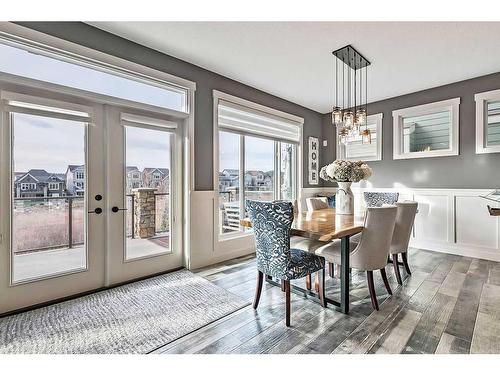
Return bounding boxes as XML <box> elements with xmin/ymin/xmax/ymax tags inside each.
<box><xmin>0</xmin><ymin>269</ymin><xmax>249</xmax><ymax>354</ymax></box>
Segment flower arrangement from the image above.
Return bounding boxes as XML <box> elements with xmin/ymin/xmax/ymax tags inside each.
<box><xmin>319</xmin><ymin>160</ymin><xmax>372</xmax><ymax>183</ymax></box>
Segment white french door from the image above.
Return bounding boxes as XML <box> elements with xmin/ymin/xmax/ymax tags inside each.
<box><xmin>105</xmin><ymin>106</ymin><xmax>183</xmax><ymax>285</ymax></box>
<box><xmin>0</xmin><ymin>83</ymin><xmax>184</xmax><ymax>314</ymax></box>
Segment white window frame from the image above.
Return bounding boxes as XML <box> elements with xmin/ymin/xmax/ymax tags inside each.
<box><xmin>475</xmin><ymin>88</ymin><xmax>500</xmax><ymax>154</ymax></box>
<box><xmin>213</xmin><ymin>90</ymin><xmax>303</xmax><ymax>244</ymax></box>
<box><xmin>337</xmin><ymin>113</ymin><xmax>383</xmax><ymax>162</ymax></box>
<box><xmin>393</xmin><ymin>98</ymin><xmax>460</xmax><ymax>160</ymax></box>
<box><xmin>75</xmin><ymin>171</ymin><xmax>84</xmax><ymax>180</ymax></box>
<box><xmin>20</xmin><ymin>183</ymin><xmax>35</xmax><ymax>190</ymax></box>
<box><xmin>48</xmin><ymin>182</ymin><xmax>59</xmax><ymax>190</ymax></box>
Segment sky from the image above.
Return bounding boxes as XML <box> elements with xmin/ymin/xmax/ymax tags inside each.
<box><xmin>4</xmin><ymin>41</ymin><xmax>272</xmax><ymax>175</ymax></box>
<box><xmin>219</xmin><ymin>131</ymin><xmax>275</xmax><ymax>172</ymax></box>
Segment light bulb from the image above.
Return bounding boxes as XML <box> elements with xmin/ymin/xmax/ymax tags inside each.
<box><xmin>356</xmin><ymin>109</ymin><xmax>367</xmax><ymax>125</ymax></box>
<box><xmin>343</xmin><ymin>110</ymin><xmax>354</xmax><ymax>127</ymax></box>
<box><xmin>361</xmin><ymin>128</ymin><xmax>372</xmax><ymax>144</ymax></box>
<box><xmin>331</xmin><ymin>106</ymin><xmax>342</xmax><ymax>125</ymax></box>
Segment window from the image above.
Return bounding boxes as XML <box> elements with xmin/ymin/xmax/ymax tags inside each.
<box><xmin>153</xmin><ymin>173</ymin><xmax>161</xmax><ymax>180</ymax></box>
<box><xmin>20</xmin><ymin>183</ymin><xmax>36</xmax><ymax>190</ymax></box>
<box><xmin>475</xmin><ymin>89</ymin><xmax>500</xmax><ymax>154</ymax></box>
<box><xmin>214</xmin><ymin>91</ymin><xmax>302</xmax><ymax>238</ymax></box>
<box><xmin>337</xmin><ymin>113</ymin><xmax>383</xmax><ymax>161</ymax></box>
<box><xmin>132</xmin><ymin>173</ymin><xmax>140</xmax><ymax>179</ymax></box>
<box><xmin>48</xmin><ymin>182</ymin><xmax>59</xmax><ymax>190</ymax></box>
<box><xmin>75</xmin><ymin>171</ymin><xmax>84</xmax><ymax>180</ymax></box>
<box><xmin>392</xmin><ymin>98</ymin><xmax>460</xmax><ymax>159</ymax></box>
<box><xmin>75</xmin><ymin>182</ymin><xmax>84</xmax><ymax>189</ymax></box>
<box><xmin>0</xmin><ymin>40</ymin><xmax>187</xmax><ymax>112</ymax></box>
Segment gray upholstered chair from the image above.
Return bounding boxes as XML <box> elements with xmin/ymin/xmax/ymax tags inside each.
<box><xmin>364</xmin><ymin>192</ymin><xmax>399</xmax><ymax>207</ymax></box>
<box><xmin>390</xmin><ymin>201</ymin><xmax>418</xmax><ymax>285</ymax></box>
<box><xmin>246</xmin><ymin>200</ymin><xmax>325</xmax><ymax>326</ymax></box>
<box><xmin>306</xmin><ymin>197</ymin><xmax>329</xmax><ymax>211</ymax></box>
<box><xmin>315</xmin><ymin>206</ymin><xmax>398</xmax><ymax>310</ymax></box>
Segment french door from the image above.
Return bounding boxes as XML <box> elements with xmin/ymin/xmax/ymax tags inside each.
<box><xmin>0</xmin><ymin>83</ymin><xmax>184</xmax><ymax>314</ymax></box>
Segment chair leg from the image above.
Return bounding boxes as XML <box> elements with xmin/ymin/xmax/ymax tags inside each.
<box><xmin>366</xmin><ymin>270</ymin><xmax>379</xmax><ymax>311</ymax></box>
<box><xmin>314</xmin><ymin>273</ymin><xmax>319</xmax><ymax>292</ymax></box>
<box><xmin>392</xmin><ymin>254</ymin><xmax>403</xmax><ymax>285</ymax></box>
<box><xmin>284</xmin><ymin>280</ymin><xmax>291</xmax><ymax>327</ymax></box>
<box><xmin>253</xmin><ymin>271</ymin><xmax>264</xmax><ymax>309</ymax></box>
<box><xmin>328</xmin><ymin>263</ymin><xmax>334</xmax><ymax>278</ymax></box>
<box><xmin>401</xmin><ymin>252</ymin><xmax>412</xmax><ymax>275</ymax></box>
<box><xmin>305</xmin><ymin>274</ymin><xmax>312</xmax><ymax>290</ymax></box>
<box><xmin>380</xmin><ymin>268</ymin><xmax>392</xmax><ymax>295</ymax></box>
<box><xmin>318</xmin><ymin>268</ymin><xmax>326</xmax><ymax>307</ymax></box>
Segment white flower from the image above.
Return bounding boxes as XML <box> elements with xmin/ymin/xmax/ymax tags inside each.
<box><xmin>319</xmin><ymin>160</ymin><xmax>372</xmax><ymax>183</ymax></box>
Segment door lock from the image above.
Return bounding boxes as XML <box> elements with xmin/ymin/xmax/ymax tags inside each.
<box><xmin>111</xmin><ymin>206</ymin><xmax>127</xmax><ymax>213</ymax></box>
<box><xmin>88</xmin><ymin>207</ymin><xmax>103</xmax><ymax>214</ymax></box>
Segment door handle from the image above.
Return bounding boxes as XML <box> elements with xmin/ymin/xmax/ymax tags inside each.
<box><xmin>88</xmin><ymin>207</ymin><xmax>103</xmax><ymax>214</ymax></box>
<box><xmin>111</xmin><ymin>206</ymin><xmax>127</xmax><ymax>213</ymax></box>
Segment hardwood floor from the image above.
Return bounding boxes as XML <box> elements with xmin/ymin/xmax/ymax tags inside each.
<box><xmin>153</xmin><ymin>249</ymin><xmax>500</xmax><ymax>354</ymax></box>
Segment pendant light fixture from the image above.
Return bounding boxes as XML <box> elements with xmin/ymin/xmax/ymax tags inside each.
<box><xmin>331</xmin><ymin>45</ymin><xmax>371</xmax><ymax>145</ymax></box>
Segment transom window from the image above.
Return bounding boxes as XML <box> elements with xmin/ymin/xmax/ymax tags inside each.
<box><xmin>393</xmin><ymin>98</ymin><xmax>460</xmax><ymax>159</ymax></box>
<box><xmin>214</xmin><ymin>91</ymin><xmax>302</xmax><ymax>239</ymax></box>
<box><xmin>0</xmin><ymin>39</ymin><xmax>188</xmax><ymax>112</ymax></box>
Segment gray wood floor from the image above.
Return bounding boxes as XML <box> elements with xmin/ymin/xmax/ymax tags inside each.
<box><xmin>154</xmin><ymin>248</ymin><xmax>500</xmax><ymax>354</ymax></box>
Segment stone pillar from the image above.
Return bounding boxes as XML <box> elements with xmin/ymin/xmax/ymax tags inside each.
<box><xmin>133</xmin><ymin>188</ymin><xmax>157</xmax><ymax>239</ymax></box>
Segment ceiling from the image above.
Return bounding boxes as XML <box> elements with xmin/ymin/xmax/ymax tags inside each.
<box><xmin>88</xmin><ymin>22</ymin><xmax>500</xmax><ymax>114</ymax></box>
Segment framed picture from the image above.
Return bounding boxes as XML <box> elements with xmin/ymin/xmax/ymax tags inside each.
<box><xmin>308</xmin><ymin>136</ymin><xmax>319</xmax><ymax>185</ymax></box>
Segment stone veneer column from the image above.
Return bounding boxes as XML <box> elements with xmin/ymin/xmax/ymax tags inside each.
<box><xmin>133</xmin><ymin>188</ymin><xmax>157</xmax><ymax>239</ymax></box>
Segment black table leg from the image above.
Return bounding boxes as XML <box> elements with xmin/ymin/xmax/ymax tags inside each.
<box><xmin>340</xmin><ymin>235</ymin><xmax>350</xmax><ymax>314</ymax></box>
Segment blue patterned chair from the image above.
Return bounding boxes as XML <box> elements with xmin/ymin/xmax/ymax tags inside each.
<box><xmin>246</xmin><ymin>200</ymin><xmax>326</xmax><ymax>326</ymax></box>
<box><xmin>364</xmin><ymin>192</ymin><xmax>399</xmax><ymax>207</ymax></box>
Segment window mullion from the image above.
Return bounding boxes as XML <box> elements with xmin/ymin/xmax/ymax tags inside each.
<box><xmin>239</xmin><ymin>134</ymin><xmax>245</xmax><ymax>227</ymax></box>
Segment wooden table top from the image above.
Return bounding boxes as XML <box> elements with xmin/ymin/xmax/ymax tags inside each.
<box><xmin>240</xmin><ymin>208</ymin><xmax>364</xmax><ymax>242</ymax></box>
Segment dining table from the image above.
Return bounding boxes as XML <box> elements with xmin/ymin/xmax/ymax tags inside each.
<box><xmin>240</xmin><ymin>208</ymin><xmax>365</xmax><ymax>314</ymax></box>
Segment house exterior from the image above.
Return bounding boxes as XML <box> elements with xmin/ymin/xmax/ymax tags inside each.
<box><xmin>14</xmin><ymin>169</ymin><xmax>66</xmax><ymax>198</ymax></box>
<box><xmin>65</xmin><ymin>165</ymin><xmax>85</xmax><ymax>196</ymax></box>
<box><xmin>142</xmin><ymin>168</ymin><xmax>169</xmax><ymax>189</ymax></box>
<box><xmin>244</xmin><ymin>170</ymin><xmax>266</xmax><ymax>188</ymax></box>
<box><xmin>126</xmin><ymin>166</ymin><xmax>142</xmax><ymax>192</ymax></box>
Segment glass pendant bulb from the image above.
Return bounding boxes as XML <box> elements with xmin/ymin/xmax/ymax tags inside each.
<box><xmin>338</xmin><ymin>127</ymin><xmax>349</xmax><ymax>145</ymax></box>
<box><xmin>361</xmin><ymin>128</ymin><xmax>372</xmax><ymax>144</ymax></box>
<box><xmin>356</xmin><ymin>108</ymin><xmax>367</xmax><ymax>125</ymax></box>
<box><xmin>343</xmin><ymin>110</ymin><xmax>354</xmax><ymax>127</ymax></box>
<box><xmin>331</xmin><ymin>106</ymin><xmax>342</xmax><ymax>125</ymax></box>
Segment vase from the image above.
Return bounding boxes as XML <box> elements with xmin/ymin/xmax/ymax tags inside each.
<box><xmin>336</xmin><ymin>181</ymin><xmax>354</xmax><ymax>215</ymax></box>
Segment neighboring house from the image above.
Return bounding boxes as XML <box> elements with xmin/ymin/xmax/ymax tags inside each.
<box><xmin>263</xmin><ymin>171</ymin><xmax>274</xmax><ymax>190</ymax></box>
<box><xmin>218</xmin><ymin>172</ymin><xmax>239</xmax><ymax>191</ymax></box>
<box><xmin>14</xmin><ymin>169</ymin><xmax>66</xmax><ymax>198</ymax></box>
<box><xmin>142</xmin><ymin>168</ymin><xmax>169</xmax><ymax>189</ymax></box>
<box><xmin>66</xmin><ymin>165</ymin><xmax>85</xmax><ymax>196</ymax></box>
<box><xmin>126</xmin><ymin>166</ymin><xmax>142</xmax><ymax>191</ymax></box>
<box><xmin>244</xmin><ymin>170</ymin><xmax>265</xmax><ymax>188</ymax></box>
<box><xmin>221</xmin><ymin>169</ymin><xmax>239</xmax><ymax>179</ymax></box>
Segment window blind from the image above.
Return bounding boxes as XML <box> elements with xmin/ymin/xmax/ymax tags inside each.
<box><xmin>217</xmin><ymin>99</ymin><xmax>301</xmax><ymax>143</ymax></box>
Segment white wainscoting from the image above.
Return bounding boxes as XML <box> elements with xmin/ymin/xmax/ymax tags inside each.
<box><xmin>188</xmin><ymin>190</ymin><xmax>255</xmax><ymax>270</ymax></box>
<box><xmin>349</xmin><ymin>186</ymin><xmax>500</xmax><ymax>262</ymax></box>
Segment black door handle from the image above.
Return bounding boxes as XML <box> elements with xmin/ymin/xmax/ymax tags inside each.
<box><xmin>112</xmin><ymin>206</ymin><xmax>127</xmax><ymax>213</ymax></box>
<box><xmin>88</xmin><ymin>207</ymin><xmax>102</xmax><ymax>214</ymax></box>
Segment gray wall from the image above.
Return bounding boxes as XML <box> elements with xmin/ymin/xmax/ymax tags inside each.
<box><xmin>322</xmin><ymin>72</ymin><xmax>500</xmax><ymax>189</ymax></box>
<box><xmin>17</xmin><ymin>22</ymin><xmax>323</xmax><ymax>191</ymax></box>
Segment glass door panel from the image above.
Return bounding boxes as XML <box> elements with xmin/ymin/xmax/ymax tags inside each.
<box><xmin>244</xmin><ymin>136</ymin><xmax>276</xmax><ymax>204</ymax></box>
<box><xmin>124</xmin><ymin>125</ymin><xmax>172</xmax><ymax>260</ymax></box>
<box><xmin>11</xmin><ymin>112</ymin><xmax>87</xmax><ymax>283</ymax></box>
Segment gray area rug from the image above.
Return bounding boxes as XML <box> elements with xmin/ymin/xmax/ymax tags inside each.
<box><xmin>0</xmin><ymin>270</ymin><xmax>248</xmax><ymax>354</ymax></box>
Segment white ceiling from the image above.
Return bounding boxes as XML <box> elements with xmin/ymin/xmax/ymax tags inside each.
<box><xmin>88</xmin><ymin>22</ymin><xmax>500</xmax><ymax>114</ymax></box>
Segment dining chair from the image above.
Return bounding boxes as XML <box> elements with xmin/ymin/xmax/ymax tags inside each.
<box><xmin>246</xmin><ymin>200</ymin><xmax>325</xmax><ymax>326</ymax></box>
<box><xmin>390</xmin><ymin>201</ymin><xmax>418</xmax><ymax>285</ymax></box>
<box><xmin>315</xmin><ymin>206</ymin><xmax>397</xmax><ymax>311</ymax></box>
<box><xmin>306</xmin><ymin>197</ymin><xmax>329</xmax><ymax>211</ymax></box>
<box><xmin>364</xmin><ymin>192</ymin><xmax>399</xmax><ymax>207</ymax></box>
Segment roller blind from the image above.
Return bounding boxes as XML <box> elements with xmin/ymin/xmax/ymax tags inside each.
<box><xmin>217</xmin><ymin>99</ymin><xmax>301</xmax><ymax>143</ymax></box>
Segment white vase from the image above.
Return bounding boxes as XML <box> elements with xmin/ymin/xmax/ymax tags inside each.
<box><xmin>336</xmin><ymin>181</ymin><xmax>354</xmax><ymax>215</ymax></box>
